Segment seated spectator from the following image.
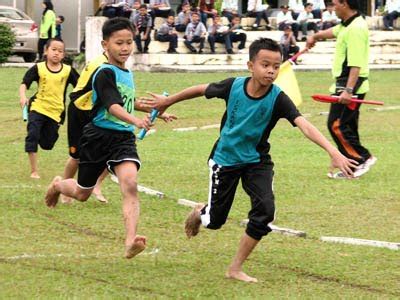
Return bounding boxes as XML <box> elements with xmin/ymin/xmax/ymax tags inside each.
<box><xmin>133</xmin><ymin>4</ymin><xmax>152</xmax><ymax>53</ymax></box>
<box><xmin>277</xmin><ymin>5</ymin><xmax>300</xmax><ymax>41</ymax></box>
<box><xmin>280</xmin><ymin>25</ymin><xmax>299</xmax><ymax>62</ymax></box>
<box><xmin>156</xmin><ymin>15</ymin><xmax>179</xmax><ymax>53</ymax></box>
<box><xmin>55</xmin><ymin>15</ymin><xmax>64</xmax><ymax>39</ymax></box>
<box><xmin>207</xmin><ymin>15</ymin><xmax>246</xmax><ymax>54</ymax></box>
<box><xmin>247</xmin><ymin>0</ymin><xmax>271</xmax><ymax>30</ymax></box>
<box><xmin>176</xmin><ymin>3</ymin><xmax>191</xmax><ymax>32</ymax></box>
<box><xmin>149</xmin><ymin>0</ymin><xmax>174</xmax><ymax>23</ymax></box>
<box><xmin>296</xmin><ymin>3</ymin><xmax>319</xmax><ymax>41</ymax></box>
<box><xmin>322</xmin><ymin>2</ymin><xmax>340</xmax><ymax>30</ymax></box>
<box><xmin>288</xmin><ymin>0</ymin><xmax>304</xmax><ymax>20</ymax></box>
<box><xmin>221</xmin><ymin>0</ymin><xmax>239</xmax><ymax>22</ymax></box>
<box><xmin>207</xmin><ymin>15</ymin><xmax>231</xmax><ymax>53</ymax></box>
<box><xmin>176</xmin><ymin>0</ymin><xmax>197</xmax><ymax>14</ymax></box>
<box><xmin>184</xmin><ymin>11</ymin><xmax>207</xmax><ymax>53</ymax></box>
<box><xmin>228</xmin><ymin>16</ymin><xmax>247</xmax><ymax>53</ymax></box>
<box><xmin>101</xmin><ymin>0</ymin><xmax>126</xmax><ymax>18</ymax></box>
<box><xmin>121</xmin><ymin>0</ymin><xmax>135</xmax><ymax>18</ymax></box>
<box><xmin>199</xmin><ymin>0</ymin><xmax>218</xmax><ymax>26</ymax></box>
<box><xmin>383</xmin><ymin>0</ymin><xmax>400</xmax><ymax>30</ymax></box>
<box><xmin>308</xmin><ymin>0</ymin><xmax>325</xmax><ymax>19</ymax></box>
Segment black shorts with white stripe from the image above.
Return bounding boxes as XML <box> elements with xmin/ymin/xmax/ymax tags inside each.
<box><xmin>77</xmin><ymin>123</ymin><xmax>141</xmax><ymax>189</ymax></box>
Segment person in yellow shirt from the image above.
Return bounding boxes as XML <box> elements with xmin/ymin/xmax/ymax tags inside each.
<box><xmin>19</xmin><ymin>38</ymin><xmax>79</xmax><ymax>179</ymax></box>
<box><xmin>38</xmin><ymin>1</ymin><xmax>56</xmax><ymax>60</ymax></box>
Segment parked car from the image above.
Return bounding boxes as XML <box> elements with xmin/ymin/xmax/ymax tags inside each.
<box><xmin>0</xmin><ymin>5</ymin><xmax>38</xmax><ymax>62</ymax></box>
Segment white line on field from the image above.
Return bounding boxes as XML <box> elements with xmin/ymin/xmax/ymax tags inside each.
<box><xmin>368</xmin><ymin>105</ymin><xmax>400</xmax><ymax>112</ymax></box>
<box><xmin>173</xmin><ymin>127</ymin><xmax>198</xmax><ymax>132</ymax></box>
<box><xmin>0</xmin><ymin>184</ymin><xmax>41</xmax><ymax>189</ymax></box>
<box><xmin>0</xmin><ymin>248</ymin><xmax>161</xmax><ymax>261</ymax></box>
<box><xmin>321</xmin><ymin>236</ymin><xmax>400</xmax><ymax>250</ymax></box>
<box><xmin>240</xmin><ymin>219</ymin><xmax>306</xmax><ymax>237</ymax></box>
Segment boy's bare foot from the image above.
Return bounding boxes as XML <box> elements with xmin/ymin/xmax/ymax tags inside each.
<box><xmin>30</xmin><ymin>172</ymin><xmax>40</xmax><ymax>179</ymax></box>
<box><xmin>225</xmin><ymin>270</ymin><xmax>258</xmax><ymax>283</ymax></box>
<box><xmin>92</xmin><ymin>189</ymin><xmax>108</xmax><ymax>203</ymax></box>
<box><xmin>125</xmin><ymin>235</ymin><xmax>147</xmax><ymax>259</ymax></box>
<box><xmin>45</xmin><ymin>176</ymin><xmax>62</xmax><ymax>208</ymax></box>
<box><xmin>185</xmin><ymin>203</ymin><xmax>204</xmax><ymax>238</ymax></box>
<box><xmin>60</xmin><ymin>194</ymin><xmax>74</xmax><ymax>204</ymax></box>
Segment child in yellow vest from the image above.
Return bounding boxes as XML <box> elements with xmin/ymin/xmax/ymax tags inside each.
<box><xmin>19</xmin><ymin>38</ymin><xmax>79</xmax><ymax>179</ymax></box>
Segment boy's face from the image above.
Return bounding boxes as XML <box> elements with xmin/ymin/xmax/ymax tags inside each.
<box><xmin>182</xmin><ymin>4</ymin><xmax>189</xmax><ymax>12</ymax></box>
<box><xmin>139</xmin><ymin>7</ymin><xmax>147</xmax><ymax>15</ymax></box>
<box><xmin>167</xmin><ymin>15</ymin><xmax>175</xmax><ymax>24</ymax></box>
<box><xmin>191</xmin><ymin>13</ymin><xmax>199</xmax><ymax>23</ymax></box>
<box><xmin>327</xmin><ymin>5</ymin><xmax>334</xmax><ymax>12</ymax></box>
<box><xmin>213</xmin><ymin>16</ymin><xmax>220</xmax><ymax>24</ymax></box>
<box><xmin>102</xmin><ymin>29</ymin><xmax>134</xmax><ymax>68</ymax></box>
<box><xmin>45</xmin><ymin>40</ymin><xmax>65</xmax><ymax>64</ymax></box>
<box><xmin>247</xmin><ymin>49</ymin><xmax>281</xmax><ymax>87</ymax></box>
<box><xmin>232</xmin><ymin>17</ymin><xmax>240</xmax><ymax>25</ymax></box>
<box><xmin>305</xmin><ymin>5</ymin><xmax>313</xmax><ymax>13</ymax></box>
<box><xmin>56</xmin><ymin>17</ymin><xmax>63</xmax><ymax>25</ymax></box>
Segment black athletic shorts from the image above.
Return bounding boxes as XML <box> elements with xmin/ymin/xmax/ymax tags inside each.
<box><xmin>25</xmin><ymin>111</ymin><xmax>60</xmax><ymax>152</ymax></box>
<box><xmin>77</xmin><ymin>123</ymin><xmax>141</xmax><ymax>189</ymax></box>
<box><xmin>67</xmin><ymin>103</ymin><xmax>91</xmax><ymax>159</ymax></box>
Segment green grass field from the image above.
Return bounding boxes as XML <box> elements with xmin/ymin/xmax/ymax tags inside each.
<box><xmin>0</xmin><ymin>68</ymin><xmax>399</xmax><ymax>299</ymax></box>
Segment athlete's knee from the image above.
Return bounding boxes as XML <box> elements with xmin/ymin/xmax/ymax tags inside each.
<box><xmin>119</xmin><ymin>176</ymin><xmax>138</xmax><ymax>196</ymax></box>
<box><xmin>75</xmin><ymin>189</ymin><xmax>92</xmax><ymax>202</ymax></box>
<box><xmin>39</xmin><ymin>140</ymin><xmax>56</xmax><ymax>150</ymax></box>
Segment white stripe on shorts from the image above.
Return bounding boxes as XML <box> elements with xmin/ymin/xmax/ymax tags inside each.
<box><xmin>201</xmin><ymin>159</ymin><xmax>220</xmax><ymax>227</ymax></box>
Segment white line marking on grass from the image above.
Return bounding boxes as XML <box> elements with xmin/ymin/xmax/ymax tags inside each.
<box><xmin>173</xmin><ymin>127</ymin><xmax>198</xmax><ymax>132</ymax></box>
<box><xmin>177</xmin><ymin>198</ymin><xmax>199</xmax><ymax>208</ymax></box>
<box><xmin>199</xmin><ymin>124</ymin><xmax>220</xmax><ymax>130</ymax></box>
<box><xmin>138</xmin><ymin>185</ymin><xmax>164</xmax><ymax>198</ymax></box>
<box><xmin>368</xmin><ymin>105</ymin><xmax>400</xmax><ymax>112</ymax></box>
<box><xmin>146</xmin><ymin>129</ymin><xmax>157</xmax><ymax>135</ymax></box>
<box><xmin>0</xmin><ymin>184</ymin><xmax>41</xmax><ymax>189</ymax></box>
<box><xmin>319</xmin><ymin>111</ymin><xmax>329</xmax><ymax>115</ymax></box>
<box><xmin>321</xmin><ymin>236</ymin><xmax>400</xmax><ymax>250</ymax></box>
<box><xmin>240</xmin><ymin>219</ymin><xmax>306</xmax><ymax>237</ymax></box>
<box><xmin>0</xmin><ymin>248</ymin><xmax>161</xmax><ymax>261</ymax></box>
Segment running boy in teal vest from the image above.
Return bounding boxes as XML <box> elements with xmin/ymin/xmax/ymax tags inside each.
<box><xmin>45</xmin><ymin>18</ymin><xmax>152</xmax><ymax>259</ymax></box>
<box><xmin>141</xmin><ymin>38</ymin><xmax>357</xmax><ymax>282</ymax></box>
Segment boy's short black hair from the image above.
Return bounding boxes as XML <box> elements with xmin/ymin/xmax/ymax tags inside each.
<box><xmin>102</xmin><ymin>17</ymin><xmax>135</xmax><ymax>40</ymax></box>
<box><xmin>249</xmin><ymin>38</ymin><xmax>282</xmax><ymax>61</ymax></box>
<box><xmin>305</xmin><ymin>2</ymin><xmax>313</xmax><ymax>8</ymax></box>
<box><xmin>58</xmin><ymin>15</ymin><xmax>65</xmax><ymax>22</ymax></box>
<box><xmin>339</xmin><ymin>0</ymin><xmax>359</xmax><ymax>10</ymax></box>
<box><xmin>45</xmin><ymin>37</ymin><xmax>64</xmax><ymax>49</ymax></box>
<box><xmin>139</xmin><ymin>4</ymin><xmax>147</xmax><ymax>9</ymax></box>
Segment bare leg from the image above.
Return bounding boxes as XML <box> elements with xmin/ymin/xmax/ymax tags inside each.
<box><xmin>114</xmin><ymin>162</ymin><xmax>146</xmax><ymax>259</ymax></box>
<box><xmin>28</xmin><ymin>152</ymin><xmax>40</xmax><ymax>179</ymax></box>
<box><xmin>61</xmin><ymin>157</ymin><xmax>79</xmax><ymax>203</ymax></box>
<box><xmin>45</xmin><ymin>177</ymin><xmax>92</xmax><ymax>208</ymax></box>
<box><xmin>63</xmin><ymin>157</ymin><xmax>79</xmax><ymax>179</ymax></box>
<box><xmin>226</xmin><ymin>233</ymin><xmax>259</xmax><ymax>283</ymax></box>
<box><xmin>92</xmin><ymin>169</ymin><xmax>109</xmax><ymax>203</ymax></box>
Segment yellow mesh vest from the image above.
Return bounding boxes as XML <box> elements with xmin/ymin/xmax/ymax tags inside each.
<box><xmin>30</xmin><ymin>62</ymin><xmax>71</xmax><ymax>123</ymax></box>
<box><xmin>73</xmin><ymin>54</ymin><xmax>108</xmax><ymax>110</ymax></box>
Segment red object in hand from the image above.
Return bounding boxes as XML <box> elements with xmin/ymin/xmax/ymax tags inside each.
<box><xmin>311</xmin><ymin>94</ymin><xmax>384</xmax><ymax>106</ymax></box>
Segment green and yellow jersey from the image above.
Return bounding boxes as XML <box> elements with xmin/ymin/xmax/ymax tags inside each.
<box><xmin>69</xmin><ymin>53</ymin><xmax>108</xmax><ymax>111</ymax></box>
<box><xmin>39</xmin><ymin>10</ymin><xmax>56</xmax><ymax>39</ymax></box>
<box><xmin>22</xmin><ymin>62</ymin><xmax>79</xmax><ymax>123</ymax></box>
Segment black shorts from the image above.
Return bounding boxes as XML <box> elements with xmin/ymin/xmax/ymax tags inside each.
<box><xmin>200</xmin><ymin>159</ymin><xmax>275</xmax><ymax>241</ymax></box>
<box><xmin>77</xmin><ymin>123</ymin><xmax>141</xmax><ymax>189</ymax></box>
<box><xmin>25</xmin><ymin>111</ymin><xmax>60</xmax><ymax>152</ymax></box>
<box><xmin>67</xmin><ymin>103</ymin><xmax>91</xmax><ymax>159</ymax></box>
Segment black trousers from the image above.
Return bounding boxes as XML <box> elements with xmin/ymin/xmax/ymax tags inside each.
<box><xmin>38</xmin><ymin>38</ymin><xmax>49</xmax><ymax>60</ymax></box>
<box><xmin>201</xmin><ymin>159</ymin><xmax>275</xmax><ymax>241</ymax></box>
<box><xmin>184</xmin><ymin>36</ymin><xmax>205</xmax><ymax>52</ymax></box>
<box><xmin>135</xmin><ymin>27</ymin><xmax>151</xmax><ymax>52</ymax></box>
<box><xmin>327</xmin><ymin>94</ymin><xmax>371</xmax><ymax>164</ymax></box>
<box><xmin>156</xmin><ymin>34</ymin><xmax>178</xmax><ymax>50</ymax></box>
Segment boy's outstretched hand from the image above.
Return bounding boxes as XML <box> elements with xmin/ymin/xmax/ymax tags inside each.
<box><xmin>138</xmin><ymin>92</ymin><xmax>169</xmax><ymax>115</ymax></box>
<box><xmin>329</xmin><ymin>151</ymin><xmax>358</xmax><ymax>178</ymax></box>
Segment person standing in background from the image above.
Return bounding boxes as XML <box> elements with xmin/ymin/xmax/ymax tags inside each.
<box><xmin>38</xmin><ymin>0</ymin><xmax>56</xmax><ymax>60</ymax></box>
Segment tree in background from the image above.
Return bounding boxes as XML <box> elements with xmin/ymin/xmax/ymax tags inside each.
<box><xmin>0</xmin><ymin>24</ymin><xmax>16</xmax><ymax>64</ymax></box>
